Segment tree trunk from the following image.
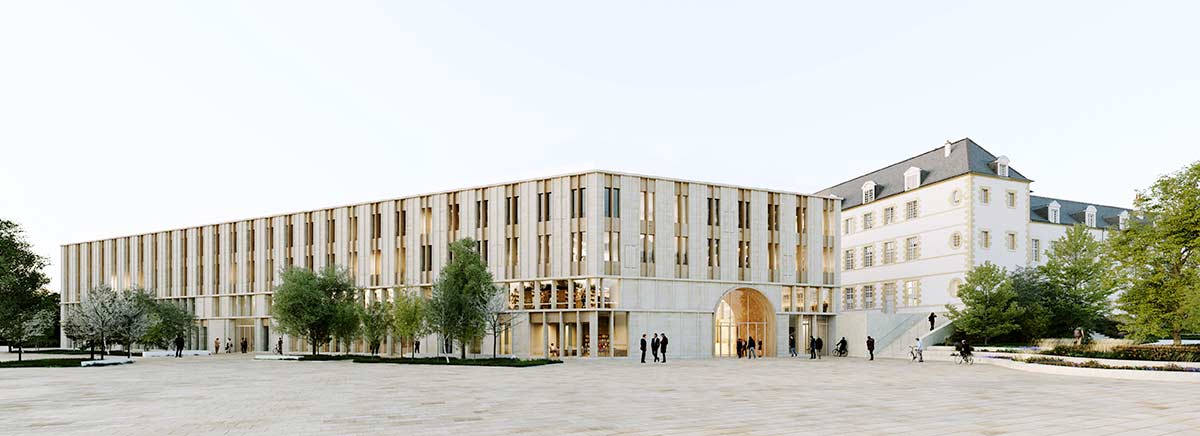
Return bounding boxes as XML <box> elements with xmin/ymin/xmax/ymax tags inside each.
<box><xmin>16</xmin><ymin>340</ymin><xmax>22</xmax><ymax>362</ymax></box>
<box><xmin>493</xmin><ymin>334</ymin><xmax>498</xmax><ymax>360</ymax></box>
<box><xmin>89</xmin><ymin>344</ymin><xmax>95</xmax><ymax>360</ymax></box>
<box><xmin>1174</xmin><ymin>330</ymin><xmax>1182</xmax><ymax>346</ymax></box>
<box><xmin>460</xmin><ymin>338</ymin><xmax>466</xmax><ymax>360</ymax></box>
<box><xmin>311</xmin><ymin>338</ymin><xmax>318</xmax><ymax>356</ymax></box>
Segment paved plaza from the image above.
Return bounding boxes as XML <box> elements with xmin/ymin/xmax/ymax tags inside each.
<box><xmin>2</xmin><ymin>352</ymin><xmax>1198</xmax><ymax>436</ymax></box>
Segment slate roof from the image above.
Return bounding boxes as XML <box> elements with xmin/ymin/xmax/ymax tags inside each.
<box><xmin>1029</xmin><ymin>195</ymin><xmax>1131</xmax><ymax>229</ymax></box>
<box><xmin>816</xmin><ymin>138</ymin><xmax>1031</xmax><ymax>209</ymax></box>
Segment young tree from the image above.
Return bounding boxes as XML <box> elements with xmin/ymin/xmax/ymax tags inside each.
<box><xmin>111</xmin><ymin>289</ymin><xmax>152</xmax><ymax>358</ymax></box>
<box><xmin>64</xmin><ymin>286</ymin><xmax>121</xmax><ymax>359</ymax></box>
<box><xmin>393</xmin><ymin>292</ymin><xmax>429</xmax><ymax>358</ymax></box>
<box><xmin>1010</xmin><ymin>267</ymin><xmax>1052</xmax><ymax>342</ymax></box>
<box><xmin>360</xmin><ymin>301</ymin><xmax>393</xmax><ymax>355</ymax></box>
<box><xmin>427</xmin><ymin>239</ymin><xmax>501</xmax><ymax>360</ymax></box>
<box><xmin>0</xmin><ymin>220</ymin><xmax>51</xmax><ymax>361</ymax></box>
<box><xmin>1109</xmin><ymin>162</ymin><xmax>1200</xmax><ymax>345</ymax></box>
<box><xmin>330</xmin><ymin>299</ymin><xmax>361</xmax><ymax>355</ymax></box>
<box><xmin>1039</xmin><ymin>224</ymin><xmax>1116</xmax><ymax>338</ymax></box>
<box><xmin>271</xmin><ymin>266</ymin><xmax>357</xmax><ymax>355</ymax></box>
<box><xmin>484</xmin><ymin>292</ymin><xmax>522</xmax><ymax>359</ymax></box>
<box><xmin>945</xmin><ymin>262</ymin><xmax>1025</xmax><ymax>345</ymax></box>
<box><xmin>140</xmin><ymin>297</ymin><xmax>197</xmax><ymax>350</ymax></box>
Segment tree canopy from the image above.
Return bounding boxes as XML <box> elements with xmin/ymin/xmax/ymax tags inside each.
<box><xmin>1108</xmin><ymin>161</ymin><xmax>1200</xmax><ymax>345</ymax></box>
<box><xmin>1039</xmin><ymin>224</ymin><xmax>1115</xmax><ymax>336</ymax></box>
<box><xmin>0</xmin><ymin>220</ymin><xmax>52</xmax><ymax>361</ymax></box>
<box><xmin>946</xmin><ymin>262</ymin><xmax>1024</xmax><ymax>345</ymax></box>
<box><xmin>393</xmin><ymin>292</ymin><xmax>429</xmax><ymax>358</ymax></box>
<box><xmin>427</xmin><ymin>239</ymin><xmax>500</xmax><ymax>359</ymax></box>
<box><xmin>271</xmin><ymin>266</ymin><xmax>357</xmax><ymax>355</ymax></box>
<box><xmin>360</xmin><ymin>301</ymin><xmax>393</xmax><ymax>355</ymax></box>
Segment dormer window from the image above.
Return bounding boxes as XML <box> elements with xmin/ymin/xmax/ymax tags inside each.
<box><xmin>1085</xmin><ymin>206</ymin><xmax>1097</xmax><ymax>227</ymax></box>
<box><xmin>862</xmin><ymin>181</ymin><xmax>876</xmax><ymax>204</ymax></box>
<box><xmin>1048</xmin><ymin>201</ymin><xmax>1061</xmax><ymax>224</ymax></box>
<box><xmin>1119</xmin><ymin>212</ymin><xmax>1130</xmax><ymax>230</ymax></box>
<box><xmin>904</xmin><ymin>167</ymin><xmax>922</xmax><ymax>191</ymax></box>
<box><xmin>995</xmin><ymin>156</ymin><xmax>1011</xmax><ymax>178</ymax></box>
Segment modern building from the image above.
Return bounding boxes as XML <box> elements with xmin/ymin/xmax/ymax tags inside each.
<box><xmin>59</xmin><ymin>171</ymin><xmax>842</xmax><ymax>359</ymax></box>
<box><xmin>817</xmin><ymin>138</ymin><xmax>1131</xmax><ymax>356</ymax></box>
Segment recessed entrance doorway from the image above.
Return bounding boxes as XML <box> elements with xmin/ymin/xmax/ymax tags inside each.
<box><xmin>714</xmin><ymin>288</ymin><xmax>773</xmax><ymax>358</ymax></box>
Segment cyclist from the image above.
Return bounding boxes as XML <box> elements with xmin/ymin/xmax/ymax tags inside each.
<box><xmin>835</xmin><ymin>337</ymin><xmax>848</xmax><ymax>357</ymax></box>
<box><xmin>960</xmin><ymin>339</ymin><xmax>974</xmax><ymax>360</ymax></box>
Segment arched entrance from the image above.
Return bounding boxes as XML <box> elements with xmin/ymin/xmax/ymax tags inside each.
<box><xmin>714</xmin><ymin>288</ymin><xmax>774</xmax><ymax>357</ymax></box>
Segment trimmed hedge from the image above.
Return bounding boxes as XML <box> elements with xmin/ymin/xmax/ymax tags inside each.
<box><xmin>0</xmin><ymin>358</ymin><xmax>88</xmax><ymax>368</ymax></box>
<box><xmin>1045</xmin><ymin>345</ymin><xmax>1200</xmax><ymax>362</ymax></box>
<box><xmin>299</xmin><ymin>354</ymin><xmax>562</xmax><ymax>367</ymax></box>
<box><xmin>15</xmin><ymin>349</ymin><xmax>143</xmax><ymax>357</ymax></box>
<box><xmin>1022</xmin><ymin>357</ymin><xmax>1200</xmax><ymax>373</ymax></box>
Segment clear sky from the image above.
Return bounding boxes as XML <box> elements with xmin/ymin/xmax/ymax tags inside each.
<box><xmin>3</xmin><ymin>2</ymin><xmax>1199</xmax><ymax>292</ymax></box>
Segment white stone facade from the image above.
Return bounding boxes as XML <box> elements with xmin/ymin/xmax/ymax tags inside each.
<box><xmin>59</xmin><ymin>171</ymin><xmax>841</xmax><ymax>359</ymax></box>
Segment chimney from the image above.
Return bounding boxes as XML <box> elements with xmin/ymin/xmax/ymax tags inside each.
<box><xmin>944</xmin><ymin>141</ymin><xmax>954</xmax><ymax>157</ymax></box>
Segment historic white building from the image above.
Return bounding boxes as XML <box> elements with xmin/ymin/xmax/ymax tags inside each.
<box><xmin>816</xmin><ymin>138</ymin><xmax>1130</xmax><ymax>356</ymax></box>
<box><xmin>59</xmin><ymin>171</ymin><xmax>842</xmax><ymax>359</ymax></box>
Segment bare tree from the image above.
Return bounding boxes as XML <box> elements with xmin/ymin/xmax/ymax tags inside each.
<box><xmin>484</xmin><ymin>294</ymin><xmax>523</xmax><ymax>359</ymax></box>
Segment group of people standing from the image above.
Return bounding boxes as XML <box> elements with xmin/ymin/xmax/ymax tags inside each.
<box><xmin>639</xmin><ymin>333</ymin><xmax>669</xmax><ymax>363</ymax></box>
<box><xmin>212</xmin><ymin>337</ymin><xmax>250</xmax><ymax>354</ymax></box>
<box><xmin>736</xmin><ymin>336</ymin><xmax>761</xmax><ymax>359</ymax></box>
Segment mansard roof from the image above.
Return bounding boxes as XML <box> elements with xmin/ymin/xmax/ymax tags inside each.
<box><xmin>817</xmin><ymin>138</ymin><xmax>1031</xmax><ymax>209</ymax></box>
<box><xmin>1029</xmin><ymin>195</ymin><xmax>1131</xmax><ymax>229</ymax></box>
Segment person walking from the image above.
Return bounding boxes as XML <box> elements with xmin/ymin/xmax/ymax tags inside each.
<box><xmin>651</xmin><ymin>333</ymin><xmax>661</xmax><ymax>363</ymax></box>
<box><xmin>415</xmin><ymin>340</ymin><xmax>420</xmax><ymax>354</ymax></box>
<box><xmin>640</xmin><ymin>334</ymin><xmax>648</xmax><ymax>363</ymax></box>
<box><xmin>928</xmin><ymin>312</ymin><xmax>938</xmax><ymax>331</ymax></box>
<box><xmin>866</xmin><ymin>336</ymin><xmax>875</xmax><ymax>361</ymax></box>
<box><xmin>659</xmin><ymin>333</ymin><xmax>669</xmax><ymax>363</ymax></box>
<box><xmin>814</xmin><ymin>337</ymin><xmax>824</xmax><ymax>359</ymax></box>
<box><xmin>276</xmin><ymin>337</ymin><xmax>284</xmax><ymax>355</ymax></box>
<box><xmin>214</xmin><ymin>337</ymin><xmax>220</xmax><ymax>355</ymax></box>
<box><xmin>737</xmin><ymin>338</ymin><xmax>745</xmax><ymax>359</ymax></box>
<box><xmin>914</xmin><ymin>337</ymin><xmax>924</xmax><ymax>363</ymax></box>
<box><xmin>809</xmin><ymin>336</ymin><xmax>817</xmax><ymax>359</ymax></box>
<box><xmin>788</xmin><ymin>334</ymin><xmax>797</xmax><ymax>357</ymax></box>
<box><xmin>240</xmin><ymin>337</ymin><xmax>248</xmax><ymax>354</ymax></box>
<box><xmin>225</xmin><ymin>338</ymin><xmax>232</xmax><ymax>354</ymax></box>
<box><xmin>174</xmin><ymin>335</ymin><xmax>185</xmax><ymax>358</ymax></box>
<box><xmin>747</xmin><ymin>336</ymin><xmax>757</xmax><ymax>360</ymax></box>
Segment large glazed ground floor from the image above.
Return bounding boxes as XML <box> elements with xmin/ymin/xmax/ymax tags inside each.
<box><xmin>63</xmin><ymin>277</ymin><xmax>846</xmax><ymax>359</ymax></box>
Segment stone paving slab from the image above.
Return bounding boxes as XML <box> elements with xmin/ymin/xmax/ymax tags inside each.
<box><xmin>1</xmin><ymin>353</ymin><xmax>1198</xmax><ymax>435</ymax></box>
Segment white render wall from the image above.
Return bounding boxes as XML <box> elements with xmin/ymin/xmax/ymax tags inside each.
<box><xmin>840</xmin><ymin>174</ymin><xmax>974</xmax><ymax>312</ymax></box>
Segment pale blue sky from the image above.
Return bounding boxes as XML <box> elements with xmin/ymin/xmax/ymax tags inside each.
<box><xmin>3</xmin><ymin>2</ymin><xmax>1198</xmax><ymax>291</ymax></box>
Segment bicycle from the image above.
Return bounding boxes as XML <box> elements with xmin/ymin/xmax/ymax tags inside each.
<box><xmin>832</xmin><ymin>347</ymin><xmax>848</xmax><ymax>358</ymax></box>
<box><xmin>951</xmin><ymin>352</ymin><xmax>975</xmax><ymax>365</ymax></box>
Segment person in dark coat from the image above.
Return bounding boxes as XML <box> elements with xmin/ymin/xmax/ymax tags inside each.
<box><xmin>659</xmin><ymin>333</ymin><xmax>669</xmax><ymax>363</ymax></box>
<box><xmin>240</xmin><ymin>337</ymin><xmax>249</xmax><ymax>354</ymax></box>
<box><xmin>174</xmin><ymin>335</ymin><xmax>185</xmax><ymax>358</ymax></box>
<box><xmin>640</xmin><ymin>334</ymin><xmax>648</xmax><ymax>363</ymax></box>
<box><xmin>737</xmin><ymin>338</ymin><xmax>745</xmax><ymax>358</ymax></box>
<box><xmin>929</xmin><ymin>312</ymin><xmax>938</xmax><ymax>331</ymax></box>
<box><xmin>651</xmin><ymin>333</ymin><xmax>661</xmax><ymax>362</ymax></box>
<box><xmin>809</xmin><ymin>336</ymin><xmax>817</xmax><ymax>359</ymax></box>
<box><xmin>788</xmin><ymin>334</ymin><xmax>797</xmax><ymax>357</ymax></box>
<box><xmin>867</xmin><ymin>336</ymin><xmax>875</xmax><ymax>361</ymax></box>
<box><xmin>814</xmin><ymin>337</ymin><xmax>823</xmax><ymax>359</ymax></box>
<box><xmin>747</xmin><ymin>336</ymin><xmax>757</xmax><ymax>359</ymax></box>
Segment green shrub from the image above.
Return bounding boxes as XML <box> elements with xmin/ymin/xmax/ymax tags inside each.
<box><xmin>299</xmin><ymin>354</ymin><xmax>561</xmax><ymax>367</ymax></box>
<box><xmin>0</xmin><ymin>358</ymin><xmax>88</xmax><ymax>368</ymax></box>
<box><xmin>1045</xmin><ymin>345</ymin><xmax>1200</xmax><ymax>362</ymax></box>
